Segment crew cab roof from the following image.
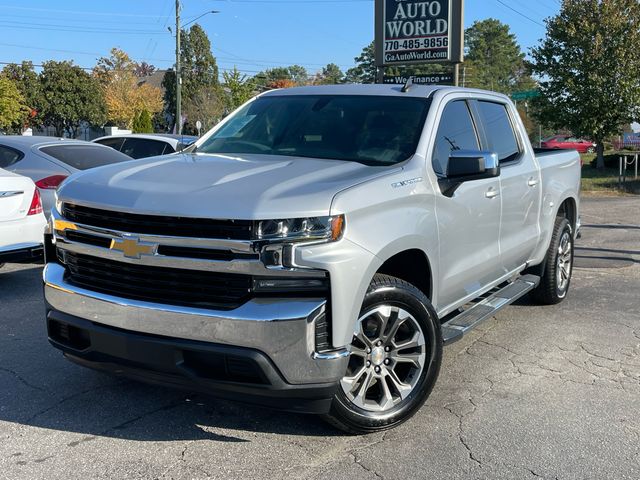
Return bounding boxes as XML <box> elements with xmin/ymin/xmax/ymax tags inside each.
<box><xmin>260</xmin><ymin>84</ymin><xmax>510</xmax><ymax>101</ymax></box>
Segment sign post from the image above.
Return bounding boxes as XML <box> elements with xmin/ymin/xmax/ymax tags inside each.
<box><xmin>375</xmin><ymin>0</ymin><xmax>464</xmax><ymax>85</ymax></box>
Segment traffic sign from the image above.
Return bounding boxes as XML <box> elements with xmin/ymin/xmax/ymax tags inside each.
<box><xmin>511</xmin><ymin>90</ymin><xmax>540</xmax><ymax>101</ymax></box>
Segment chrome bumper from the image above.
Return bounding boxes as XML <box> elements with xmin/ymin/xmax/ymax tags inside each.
<box><xmin>43</xmin><ymin>263</ymin><xmax>349</xmax><ymax>385</ymax></box>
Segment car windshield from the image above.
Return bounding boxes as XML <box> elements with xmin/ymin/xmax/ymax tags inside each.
<box><xmin>40</xmin><ymin>144</ymin><xmax>132</xmax><ymax>170</ymax></box>
<box><xmin>196</xmin><ymin>95</ymin><xmax>431</xmax><ymax>166</ymax></box>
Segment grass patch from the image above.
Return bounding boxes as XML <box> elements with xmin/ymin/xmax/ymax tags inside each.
<box><xmin>580</xmin><ymin>159</ymin><xmax>640</xmax><ymax>195</ymax></box>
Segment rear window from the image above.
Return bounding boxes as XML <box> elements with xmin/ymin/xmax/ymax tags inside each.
<box><xmin>120</xmin><ymin>138</ymin><xmax>169</xmax><ymax>159</ymax></box>
<box><xmin>40</xmin><ymin>144</ymin><xmax>131</xmax><ymax>170</ymax></box>
<box><xmin>94</xmin><ymin>137</ymin><xmax>125</xmax><ymax>151</ymax></box>
<box><xmin>0</xmin><ymin>145</ymin><xmax>24</xmax><ymax>168</ymax></box>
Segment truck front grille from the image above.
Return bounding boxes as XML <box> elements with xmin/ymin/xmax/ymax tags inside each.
<box><xmin>62</xmin><ymin>251</ymin><xmax>252</xmax><ymax>310</ymax></box>
<box><xmin>62</xmin><ymin>203</ymin><xmax>254</xmax><ymax>240</ymax></box>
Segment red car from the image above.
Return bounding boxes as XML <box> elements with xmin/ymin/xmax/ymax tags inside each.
<box><xmin>541</xmin><ymin>135</ymin><xmax>596</xmax><ymax>154</ymax></box>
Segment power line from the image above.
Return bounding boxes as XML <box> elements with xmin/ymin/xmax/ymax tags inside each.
<box><xmin>0</xmin><ymin>22</ymin><xmax>170</xmax><ymax>35</ymax></box>
<box><xmin>0</xmin><ymin>5</ymin><xmax>171</xmax><ymax>18</ymax></box>
<box><xmin>494</xmin><ymin>0</ymin><xmax>545</xmax><ymax>27</ymax></box>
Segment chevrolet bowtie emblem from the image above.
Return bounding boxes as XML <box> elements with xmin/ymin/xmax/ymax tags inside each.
<box><xmin>110</xmin><ymin>236</ymin><xmax>157</xmax><ymax>259</ymax></box>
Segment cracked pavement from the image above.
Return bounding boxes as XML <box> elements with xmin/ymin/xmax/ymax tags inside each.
<box><xmin>1</xmin><ymin>196</ymin><xmax>639</xmax><ymax>480</ymax></box>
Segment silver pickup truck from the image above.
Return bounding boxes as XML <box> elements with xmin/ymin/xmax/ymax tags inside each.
<box><xmin>44</xmin><ymin>85</ymin><xmax>581</xmax><ymax>433</ymax></box>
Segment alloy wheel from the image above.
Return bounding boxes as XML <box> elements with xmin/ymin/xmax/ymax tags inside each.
<box><xmin>340</xmin><ymin>305</ymin><xmax>427</xmax><ymax>413</ymax></box>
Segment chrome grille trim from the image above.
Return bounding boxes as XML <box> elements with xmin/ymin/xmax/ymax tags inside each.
<box><xmin>50</xmin><ymin>208</ymin><xmax>324</xmax><ymax>277</ymax></box>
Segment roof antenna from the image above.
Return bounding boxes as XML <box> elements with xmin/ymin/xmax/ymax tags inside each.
<box><xmin>401</xmin><ymin>76</ymin><xmax>414</xmax><ymax>93</ymax></box>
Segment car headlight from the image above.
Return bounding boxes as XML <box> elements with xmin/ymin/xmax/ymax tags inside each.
<box><xmin>255</xmin><ymin>215</ymin><xmax>345</xmax><ymax>242</ymax></box>
<box><xmin>54</xmin><ymin>192</ymin><xmax>62</xmax><ymax>214</ymax></box>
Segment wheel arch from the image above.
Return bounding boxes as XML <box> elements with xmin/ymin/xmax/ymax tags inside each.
<box><xmin>375</xmin><ymin>248</ymin><xmax>433</xmax><ymax>301</ymax></box>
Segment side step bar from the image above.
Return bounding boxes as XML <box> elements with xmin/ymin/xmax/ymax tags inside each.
<box><xmin>441</xmin><ymin>274</ymin><xmax>540</xmax><ymax>346</ymax></box>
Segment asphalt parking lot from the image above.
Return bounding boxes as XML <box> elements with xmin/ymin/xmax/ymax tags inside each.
<box><xmin>0</xmin><ymin>196</ymin><xmax>638</xmax><ymax>480</ymax></box>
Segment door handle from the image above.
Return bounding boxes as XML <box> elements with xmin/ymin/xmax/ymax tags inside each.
<box><xmin>528</xmin><ymin>178</ymin><xmax>540</xmax><ymax>187</ymax></box>
<box><xmin>485</xmin><ymin>188</ymin><xmax>500</xmax><ymax>199</ymax></box>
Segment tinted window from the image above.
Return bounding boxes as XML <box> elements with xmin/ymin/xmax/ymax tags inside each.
<box><xmin>40</xmin><ymin>144</ymin><xmax>131</xmax><ymax>170</ymax></box>
<box><xmin>95</xmin><ymin>137</ymin><xmax>125</xmax><ymax>151</ymax></box>
<box><xmin>197</xmin><ymin>95</ymin><xmax>431</xmax><ymax>166</ymax></box>
<box><xmin>477</xmin><ymin>101</ymin><xmax>520</xmax><ymax>162</ymax></box>
<box><xmin>121</xmin><ymin>138</ymin><xmax>169</xmax><ymax>159</ymax></box>
<box><xmin>0</xmin><ymin>145</ymin><xmax>23</xmax><ymax>168</ymax></box>
<box><xmin>432</xmin><ymin>100</ymin><xmax>479</xmax><ymax>175</ymax></box>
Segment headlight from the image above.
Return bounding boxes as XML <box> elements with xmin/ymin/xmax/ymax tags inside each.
<box><xmin>255</xmin><ymin>215</ymin><xmax>345</xmax><ymax>242</ymax></box>
<box><xmin>54</xmin><ymin>192</ymin><xmax>63</xmax><ymax>214</ymax></box>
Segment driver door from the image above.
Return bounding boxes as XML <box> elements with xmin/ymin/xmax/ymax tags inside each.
<box><xmin>431</xmin><ymin>99</ymin><xmax>502</xmax><ymax>312</ymax></box>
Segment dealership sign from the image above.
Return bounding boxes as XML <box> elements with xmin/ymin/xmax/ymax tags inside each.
<box><xmin>383</xmin><ymin>73</ymin><xmax>454</xmax><ymax>85</ymax></box>
<box><xmin>375</xmin><ymin>0</ymin><xmax>464</xmax><ymax>67</ymax></box>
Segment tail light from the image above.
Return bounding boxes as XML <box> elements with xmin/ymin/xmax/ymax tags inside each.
<box><xmin>28</xmin><ymin>188</ymin><xmax>43</xmax><ymax>216</ymax></box>
<box><xmin>36</xmin><ymin>175</ymin><xmax>67</xmax><ymax>190</ymax></box>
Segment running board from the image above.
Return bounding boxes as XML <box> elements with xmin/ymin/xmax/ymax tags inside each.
<box><xmin>441</xmin><ymin>274</ymin><xmax>540</xmax><ymax>346</ymax></box>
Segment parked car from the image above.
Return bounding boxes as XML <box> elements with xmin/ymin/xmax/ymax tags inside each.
<box><xmin>0</xmin><ymin>168</ymin><xmax>46</xmax><ymax>268</ymax></box>
<box><xmin>44</xmin><ymin>85</ymin><xmax>581</xmax><ymax>433</ymax></box>
<box><xmin>93</xmin><ymin>134</ymin><xmax>198</xmax><ymax>159</ymax></box>
<box><xmin>541</xmin><ymin>135</ymin><xmax>596</xmax><ymax>154</ymax></box>
<box><xmin>0</xmin><ymin>136</ymin><xmax>132</xmax><ymax>215</ymax></box>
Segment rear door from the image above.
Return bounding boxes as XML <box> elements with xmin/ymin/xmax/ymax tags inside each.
<box><xmin>432</xmin><ymin>98</ymin><xmax>502</xmax><ymax>310</ymax></box>
<box><xmin>475</xmin><ymin>100</ymin><xmax>541</xmax><ymax>274</ymax></box>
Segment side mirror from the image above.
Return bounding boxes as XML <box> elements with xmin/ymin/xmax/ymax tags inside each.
<box><xmin>446</xmin><ymin>151</ymin><xmax>500</xmax><ymax>180</ymax></box>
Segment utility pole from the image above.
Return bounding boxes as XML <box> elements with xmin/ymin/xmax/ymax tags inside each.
<box><xmin>175</xmin><ymin>0</ymin><xmax>182</xmax><ymax>135</ymax></box>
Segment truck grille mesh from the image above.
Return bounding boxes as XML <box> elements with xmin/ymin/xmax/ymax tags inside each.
<box><xmin>62</xmin><ymin>203</ymin><xmax>254</xmax><ymax>240</ymax></box>
<box><xmin>62</xmin><ymin>251</ymin><xmax>252</xmax><ymax>310</ymax></box>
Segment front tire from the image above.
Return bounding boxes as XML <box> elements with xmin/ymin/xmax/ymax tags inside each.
<box><xmin>531</xmin><ymin>217</ymin><xmax>574</xmax><ymax>305</ymax></box>
<box><xmin>324</xmin><ymin>274</ymin><xmax>442</xmax><ymax>434</ymax></box>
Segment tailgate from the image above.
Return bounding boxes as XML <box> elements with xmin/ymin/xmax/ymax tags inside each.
<box><xmin>0</xmin><ymin>176</ymin><xmax>34</xmax><ymax>222</ymax></box>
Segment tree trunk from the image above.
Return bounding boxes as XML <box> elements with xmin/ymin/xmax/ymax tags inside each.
<box><xmin>596</xmin><ymin>141</ymin><xmax>605</xmax><ymax>170</ymax></box>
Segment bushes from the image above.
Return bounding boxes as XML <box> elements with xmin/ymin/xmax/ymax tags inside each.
<box><xmin>132</xmin><ymin>109</ymin><xmax>153</xmax><ymax>133</ymax></box>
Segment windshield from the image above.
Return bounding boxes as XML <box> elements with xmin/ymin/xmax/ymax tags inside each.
<box><xmin>197</xmin><ymin>95</ymin><xmax>431</xmax><ymax>166</ymax></box>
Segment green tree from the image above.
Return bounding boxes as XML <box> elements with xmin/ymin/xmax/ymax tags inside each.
<box><xmin>464</xmin><ymin>19</ymin><xmax>534</xmax><ymax>94</ymax></box>
<box><xmin>222</xmin><ymin>67</ymin><xmax>255</xmax><ymax>111</ymax></box>
<box><xmin>531</xmin><ymin>0</ymin><xmax>640</xmax><ymax>169</ymax></box>
<box><xmin>39</xmin><ymin>61</ymin><xmax>106</xmax><ymax>138</ymax></box>
<box><xmin>132</xmin><ymin>109</ymin><xmax>153</xmax><ymax>133</ymax></box>
<box><xmin>1</xmin><ymin>61</ymin><xmax>42</xmax><ymax>132</ymax></box>
<box><xmin>163</xmin><ymin>24</ymin><xmax>222</xmax><ymax>127</ymax></box>
<box><xmin>345</xmin><ymin>42</ymin><xmax>377</xmax><ymax>84</ymax></box>
<box><xmin>316</xmin><ymin>63</ymin><xmax>344</xmax><ymax>85</ymax></box>
<box><xmin>0</xmin><ymin>76</ymin><xmax>27</xmax><ymax>130</ymax></box>
<box><xmin>253</xmin><ymin>65</ymin><xmax>309</xmax><ymax>90</ymax></box>
<box><xmin>95</xmin><ymin>48</ymin><xmax>163</xmax><ymax>129</ymax></box>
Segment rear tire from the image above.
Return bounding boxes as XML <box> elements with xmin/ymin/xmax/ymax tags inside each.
<box><xmin>323</xmin><ymin>274</ymin><xmax>442</xmax><ymax>434</ymax></box>
<box><xmin>531</xmin><ymin>217</ymin><xmax>574</xmax><ymax>305</ymax></box>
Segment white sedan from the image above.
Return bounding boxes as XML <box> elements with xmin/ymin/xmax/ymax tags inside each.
<box><xmin>0</xmin><ymin>168</ymin><xmax>46</xmax><ymax>268</ymax></box>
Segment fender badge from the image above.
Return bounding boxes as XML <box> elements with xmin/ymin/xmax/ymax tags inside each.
<box><xmin>392</xmin><ymin>177</ymin><xmax>423</xmax><ymax>189</ymax></box>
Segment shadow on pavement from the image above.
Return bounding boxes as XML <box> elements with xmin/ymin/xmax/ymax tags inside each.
<box><xmin>0</xmin><ymin>265</ymin><xmax>340</xmax><ymax>443</ymax></box>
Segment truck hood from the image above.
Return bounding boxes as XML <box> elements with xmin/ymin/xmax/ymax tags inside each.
<box><xmin>57</xmin><ymin>153</ymin><xmax>398</xmax><ymax>219</ymax></box>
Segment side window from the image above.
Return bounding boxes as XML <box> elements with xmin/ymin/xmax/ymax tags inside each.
<box><xmin>477</xmin><ymin>101</ymin><xmax>520</xmax><ymax>163</ymax></box>
<box><xmin>0</xmin><ymin>145</ymin><xmax>24</xmax><ymax>169</ymax></box>
<box><xmin>95</xmin><ymin>137</ymin><xmax>125</xmax><ymax>151</ymax></box>
<box><xmin>432</xmin><ymin>100</ymin><xmax>480</xmax><ymax>175</ymax></box>
<box><xmin>120</xmin><ymin>139</ymin><xmax>168</xmax><ymax>159</ymax></box>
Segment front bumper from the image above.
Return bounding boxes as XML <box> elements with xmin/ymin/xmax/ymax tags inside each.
<box><xmin>44</xmin><ymin>262</ymin><xmax>349</xmax><ymax>412</ymax></box>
